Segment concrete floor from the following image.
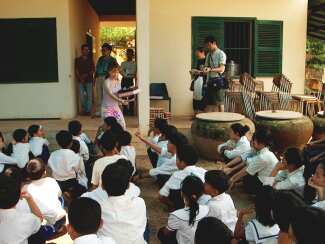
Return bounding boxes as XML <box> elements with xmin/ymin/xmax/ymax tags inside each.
<box><xmin>0</xmin><ymin>115</ymin><xmax>252</xmax><ymax>244</ymax></box>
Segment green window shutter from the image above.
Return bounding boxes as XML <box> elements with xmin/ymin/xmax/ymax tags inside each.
<box><xmin>253</xmin><ymin>20</ymin><xmax>283</xmax><ymax>76</ymax></box>
<box><xmin>192</xmin><ymin>17</ymin><xmax>224</xmax><ymax>67</ymax></box>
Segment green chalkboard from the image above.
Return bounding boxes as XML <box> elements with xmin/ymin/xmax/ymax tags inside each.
<box><xmin>0</xmin><ymin>18</ymin><xmax>58</xmax><ymax>83</ymax></box>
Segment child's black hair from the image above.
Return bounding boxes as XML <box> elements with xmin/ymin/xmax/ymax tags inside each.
<box><xmin>181</xmin><ymin>175</ymin><xmax>204</xmax><ymax>226</ymax></box>
<box><xmin>116</xmin><ymin>158</ymin><xmax>134</xmax><ymax>179</ymax></box>
<box><xmin>106</xmin><ymin>61</ymin><xmax>120</xmax><ymax>79</ymax></box>
<box><xmin>255</xmin><ymin>186</ymin><xmax>276</xmax><ymax>227</ymax></box>
<box><xmin>26</xmin><ymin>158</ymin><xmax>46</xmax><ymax>181</ymax></box>
<box><xmin>154</xmin><ymin>118</ymin><xmax>168</xmax><ymax>132</ymax></box>
<box><xmin>71</xmin><ymin>139</ymin><xmax>81</xmax><ymax>154</ymax></box>
<box><xmin>252</xmin><ymin>128</ymin><xmax>272</xmax><ymax>146</ymax></box>
<box><xmin>284</xmin><ymin>147</ymin><xmax>304</xmax><ymax>169</ymax></box>
<box><xmin>0</xmin><ymin>174</ymin><xmax>21</xmax><ymax>209</ymax></box>
<box><xmin>68</xmin><ymin>197</ymin><xmax>102</xmax><ymax>235</ymax></box>
<box><xmin>101</xmin><ymin>160</ymin><xmax>131</xmax><ymax>196</ymax></box>
<box><xmin>205</xmin><ymin>170</ymin><xmax>229</xmax><ymax>194</ymax></box>
<box><xmin>230</xmin><ymin>123</ymin><xmax>250</xmax><ymax>137</ymax></box>
<box><xmin>168</xmin><ymin>132</ymin><xmax>188</xmax><ymax>149</ymax></box>
<box><xmin>100</xmin><ymin>131</ymin><xmax>118</xmax><ymax>152</ymax></box>
<box><xmin>56</xmin><ymin>130</ymin><xmax>73</xmax><ymax>149</ymax></box>
<box><xmin>104</xmin><ymin>116</ymin><xmax>118</xmax><ymax>127</ymax></box>
<box><xmin>13</xmin><ymin>129</ymin><xmax>27</xmax><ymax>142</ymax></box>
<box><xmin>68</xmin><ymin>120</ymin><xmax>82</xmax><ymax>136</ymax></box>
<box><xmin>195</xmin><ymin>217</ymin><xmax>234</xmax><ymax>244</ymax></box>
<box><xmin>118</xmin><ymin>131</ymin><xmax>132</xmax><ymax>147</ymax></box>
<box><xmin>28</xmin><ymin>124</ymin><xmax>41</xmax><ymax>137</ymax></box>
<box><xmin>4</xmin><ymin>167</ymin><xmax>23</xmax><ymax>187</ymax></box>
<box><xmin>177</xmin><ymin>144</ymin><xmax>198</xmax><ymax>166</ymax></box>
<box><xmin>160</xmin><ymin>125</ymin><xmax>178</xmax><ymax>139</ymax></box>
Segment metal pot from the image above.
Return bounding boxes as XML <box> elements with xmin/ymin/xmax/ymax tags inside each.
<box><xmin>225</xmin><ymin>60</ymin><xmax>240</xmax><ymax>78</ymax></box>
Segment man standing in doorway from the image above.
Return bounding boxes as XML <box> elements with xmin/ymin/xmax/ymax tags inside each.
<box><xmin>75</xmin><ymin>44</ymin><xmax>95</xmax><ymax>115</ymax></box>
<box><xmin>94</xmin><ymin>43</ymin><xmax>117</xmax><ymax>117</ymax></box>
<box><xmin>203</xmin><ymin>35</ymin><xmax>227</xmax><ymax>112</ymax></box>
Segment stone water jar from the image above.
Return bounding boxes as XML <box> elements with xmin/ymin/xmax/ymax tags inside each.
<box><xmin>191</xmin><ymin>112</ymin><xmax>255</xmax><ymax>160</ymax></box>
<box><xmin>255</xmin><ymin>110</ymin><xmax>313</xmax><ymax>154</ymax></box>
<box><xmin>312</xmin><ymin>112</ymin><xmax>325</xmax><ymax>139</ymax></box>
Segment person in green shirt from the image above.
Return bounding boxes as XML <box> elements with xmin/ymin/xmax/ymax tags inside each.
<box><xmin>94</xmin><ymin>43</ymin><xmax>117</xmax><ymax>117</ymax></box>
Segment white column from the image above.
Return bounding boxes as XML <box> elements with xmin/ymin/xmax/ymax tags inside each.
<box><xmin>136</xmin><ymin>0</ymin><xmax>150</xmax><ymax>133</ymax></box>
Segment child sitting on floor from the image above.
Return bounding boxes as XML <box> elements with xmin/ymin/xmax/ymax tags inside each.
<box><xmin>270</xmin><ymin>147</ymin><xmax>305</xmax><ymax>193</ymax></box>
<box><xmin>234</xmin><ymin>186</ymin><xmax>279</xmax><ymax>244</ymax></box>
<box><xmin>95</xmin><ymin>116</ymin><xmax>124</xmax><ymax>146</ymax></box>
<box><xmin>68</xmin><ymin>197</ymin><xmax>116</xmax><ymax>244</ymax></box>
<box><xmin>227</xmin><ymin>129</ymin><xmax>278</xmax><ymax>194</ymax></box>
<box><xmin>308</xmin><ymin>162</ymin><xmax>325</xmax><ymax>210</ymax></box>
<box><xmin>158</xmin><ymin>175</ymin><xmax>209</xmax><ymax>244</ymax></box>
<box><xmin>48</xmin><ymin>130</ymin><xmax>86</xmax><ymax>199</ymax></box>
<box><xmin>119</xmin><ymin>130</ymin><xmax>136</xmax><ymax>175</ymax></box>
<box><xmin>204</xmin><ymin>170</ymin><xmax>237</xmax><ymax>233</ymax></box>
<box><xmin>0</xmin><ymin>131</ymin><xmax>18</xmax><ymax>173</ymax></box>
<box><xmin>28</xmin><ymin>124</ymin><xmax>50</xmax><ymax>164</ymax></box>
<box><xmin>218</xmin><ymin>123</ymin><xmax>251</xmax><ymax>162</ymax></box>
<box><xmin>9</xmin><ymin>128</ymin><xmax>32</xmax><ymax>169</ymax></box>
<box><xmin>68</xmin><ymin>120</ymin><xmax>89</xmax><ymax>162</ymax></box>
<box><xmin>0</xmin><ymin>173</ymin><xmax>43</xmax><ymax>244</ymax></box>
<box><xmin>25</xmin><ymin>158</ymin><xmax>67</xmax><ymax>236</ymax></box>
<box><xmin>159</xmin><ymin>144</ymin><xmax>208</xmax><ymax>210</ymax></box>
<box><xmin>70</xmin><ymin>140</ymin><xmax>88</xmax><ymax>188</ymax></box>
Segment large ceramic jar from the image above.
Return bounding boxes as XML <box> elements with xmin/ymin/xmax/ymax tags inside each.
<box><xmin>191</xmin><ymin>112</ymin><xmax>255</xmax><ymax>160</ymax></box>
<box><xmin>312</xmin><ymin>112</ymin><xmax>325</xmax><ymax>139</ymax></box>
<box><xmin>255</xmin><ymin>110</ymin><xmax>313</xmax><ymax>154</ymax></box>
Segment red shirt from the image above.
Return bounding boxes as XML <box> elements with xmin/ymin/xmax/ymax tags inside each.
<box><xmin>75</xmin><ymin>56</ymin><xmax>95</xmax><ymax>82</ymax></box>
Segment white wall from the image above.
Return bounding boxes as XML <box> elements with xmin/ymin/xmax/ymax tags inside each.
<box><xmin>149</xmin><ymin>0</ymin><xmax>308</xmax><ymax>116</ymax></box>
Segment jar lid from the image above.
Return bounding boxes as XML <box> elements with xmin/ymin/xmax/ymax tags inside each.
<box><xmin>256</xmin><ymin>110</ymin><xmax>303</xmax><ymax>120</ymax></box>
<box><xmin>196</xmin><ymin>112</ymin><xmax>245</xmax><ymax>122</ymax></box>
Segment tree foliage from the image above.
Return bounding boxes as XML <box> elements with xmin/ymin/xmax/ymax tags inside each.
<box><xmin>100</xmin><ymin>27</ymin><xmax>136</xmax><ymax>47</ymax></box>
<box><xmin>306</xmin><ymin>37</ymin><xmax>325</xmax><ymax>70</ymax></box>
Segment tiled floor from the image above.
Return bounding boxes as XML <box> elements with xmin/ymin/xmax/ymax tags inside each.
<box><xmin>0</xmin><ymin>115</ymin><xmax>252</xmax><ymax>244</ymax></box>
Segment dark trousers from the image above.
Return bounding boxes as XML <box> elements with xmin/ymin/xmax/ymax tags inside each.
<box><xmin>157</xmin><ymin>227</ymin><xmax>178</xmax><ymax>244</ymax></box>
<box><xmin>121</xmin><ymin>77</ymin><xmax>135</xmax><ymax>115</ymax></box>
<box><xmin>57</xmin><ymin>178</ymin><xmax>86</xmax><ymax>199</ymax></box>
<box><xmin>243</xmin><ymin>174</ymin><xmax>263</xmax><ymax>195</ymax></box>
<box><xmin>147</xmin><ymin>148</ymin><xmax>158</xmax><ymax>168</ymax></box>
<box><xmin>157</xmin><ymin>174</ymin><xmax>171</xmax><ymax>188</ymax></box>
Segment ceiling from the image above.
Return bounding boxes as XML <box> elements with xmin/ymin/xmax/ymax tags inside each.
<box><xmin>88</xmin><ymin>0</ymin><xmax>135</xmax><ymax>16</ymax></box>
<box><xmin>308</xmin><ymin>0</ymin><xmax>325</xmax><ymax>40</ymax></box>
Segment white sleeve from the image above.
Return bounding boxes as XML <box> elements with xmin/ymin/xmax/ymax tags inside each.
<box><xmin>217</xmin><ymin>141</ymin><xmax>230</xmax><ymax>153</ymax></box>
<box><xmin>274</xmin><ymin>178</ymin><xmax>295</xmax><ymax>190</ymax></box>
<box><xmin>167</xmin><ymin>213</ymin><xmax>180</xmax><ymax>231</ymax></box>
<box><xmin>220</xmin><ymin>51</ymin><xmax>227</xmax><ymax>65</ymax></box>
<box><xmin>159</xmin><ymin>174</ymin><xmax>178</xmax><ymax>197</ymax></box>
<box><xmin>245</xmin><ymin>223</ymin><xmax>255</xmax><ymax>242</ymax></box>
<box><xmin>80</xmin><ymin>140</ymin><xmax>89</xmax><ymax>161</ymax></box>
<box><xmin>246</xmin><ymin>156</ymin><xmax>266</xmax><ymax>176</ymax></box>
<box><xmin>91</xmin><ymin>161</ymin><xmax>100</xmax><ymax>186</ymax></box>
<box><xmin>0</xmin><ymin>152</ymin><xmax>18</xmax><ymax>165</ymax></box>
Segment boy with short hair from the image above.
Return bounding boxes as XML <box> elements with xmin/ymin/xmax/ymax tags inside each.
<box><xmin>205</xmin><ymin>170</ymin><xmax>238</xmax><ymax>233</ymax></box>
<box><xmin>119</xmin><ymin>130</ymin><xmax>136</xmax><ymax>175</ymax></box>
<box><xmin>83</xmin><ymin>161</ymin><xmax>147</xmax><ymax>244</ymax></box>
<box><xmin>10</xmin><ymin>128</ymin><xmax>31</xmax><ymax>168</ymax></box>
<box><xmin>68</xmin><ymin>120</ymin><xmax>89</xmax><ymax>161</ymax></box>
<box><xmin>48</xmin><ymin>130</ymin><xmax>86</xmax><ymax>198</ymax></box>
<box><xmin>68</xmin><ymin>197</ymin><xmax>116</xmax><ymax>244</ymax></box>
<box><xmin>28</xmin><ymin>124</ymin><xmax>50</xmax><ymax>163</ymax></box>
<box><xmin>159</xmin><ymin>144</ymin><xmax>208</xmax><ymax>210</ymax></box>
<box><xmin>91</xmin><ymin>130</ymin><xmax>126</xmax><ymax>188</ymax></box>
<box><xmin>0</xmin><ymin>174</ymin><xmax>42</xmax><ymax>244</ymax></box>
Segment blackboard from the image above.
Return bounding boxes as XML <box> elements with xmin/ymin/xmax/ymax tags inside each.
<box><xmin>0</xmin><ymin>18</ymin><xmax>58</xmax><ymax>83</ymax></box>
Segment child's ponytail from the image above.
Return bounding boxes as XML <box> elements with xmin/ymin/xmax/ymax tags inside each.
<box><xmin>181</xmin><ymin>175</ymin><xmax>204</xmax><ymax>226</ymax></box>
<box><xmin>230</xmin><ymin>123</ymin><xmax>250</xmax><ymax>137</ymax></box>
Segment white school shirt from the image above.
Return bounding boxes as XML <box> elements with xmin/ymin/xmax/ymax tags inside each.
<box><xmin>167</xmin><ymin>205</ymin><xmax>210</xmax><ymax>244</ymax></box>
<box><xmin>80</xmin><ymin>132</ymin><xmax>91</xmax><ymax>144</ymax></box>
<box><xmin>48</xmin><ymin>149</ymin><xmax>81</xmax><ymax>181</ymax></box>
<box><xmin>207</xmin><ymin>193</ymin><xmax>238</xmax><ymax>233</ymax></box>
<box><xmin>313</xmin><ymin>200</ymin><xmax>325</xmax><ymax>210</ymax></box>
<box><xmin>149</xmin><ymin>149</ymin><xmax>177</xmax><ymax>176</ymax></box>
<box><xmin>91</xmin><ymin>154</ymin><xmax>127</xmax><ymax>186</ymax></box>
<box><xmin>0</xmin><ymin>151</ymin><xmax>18</xmax><ymax>173</ymax></box>
<box><xmin>82</xmin><ymin>188</ymin><xmax>147</xmax><ymax>244</ymax></box>
<box><xmin>73</xmin><ymin>136</ymin><xmax>89</xmax><ymax>161</ymax></box>
<box><xmin>218</xmin><ymin>136</ymin><xmax>251</xmax><ymax>159</ymax></box>
<box><xmin>155</xmin><ymin>140</ymin><xmax>169</xmax><ymax>167</ymax></box>
<box><xmin>246</xmin><ymin>147</ymin><xmax>279</xmax><ymax>184</ymax></box>
<box><xmin>274</xmin><ymin>165</ymin><xmax>305</xmax><ymax>191</ymax></box>
<box><xmin>11</xmin><ymin>143</ymin><xmax>31</xmax><ymax>168</ymax></box>
<box><xmin>74</xmin><ymin>234</ymin><xmax>116</xmax><ymax>244</ymax></box>
<box><xmin>0</xmin><ymin>208</ymin><xmax>41</xmax><ymax>244</ymax></box>
<box><xmin>245</xmin><ymin>219</ymin><xmax>279</xmax><ymax>244</ymax></box>
<box><xmin>27</xmin><ymin>177</ymin><xmax>66</xmax><ymax>225</ymax></box>
<box><xmin>29</xmin><ymin>137</ymin><xmax>49</xmax><ymax>157</ymax></box>
<box><xmin>120</xmin><ymin>145</ymin><xmax>136</xmax><ymax>174</ymax></box>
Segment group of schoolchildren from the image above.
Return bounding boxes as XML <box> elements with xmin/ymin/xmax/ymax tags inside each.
<box><xmin>1</xmin><ymin>117</ymin><xmax>325</xmax><ymax>244</ymax></box>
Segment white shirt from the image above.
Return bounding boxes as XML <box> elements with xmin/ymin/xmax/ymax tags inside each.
<box><xmin>82</xmin><ymin>188</ymin><xmax>147</xmax><ymax>244</ymax></box>
<box><xmin>159</xmin><ymin>166</ymin><xmax>207</xmax><ymax>197</ymax></box>
<box><xmin>0</xmin><ymin>151</ymin><xmax>18</xmax><ymax>173</ymax></box>
<box><xmin>245</xmin><ymin>219</ymin><xmax>279</xmax><ymax>244</ymax></box>
<box><xmin>246</xmin><ymin>148</ymin><xmax>279</xmax><ymax>184</ymax></box>
<box><xmin>313</xmin><ymin>200</ymin><xmax>325</xmax><ymax>210</ymax></box>
<box><xmin>91</xmin><ymin>154</ymin><xmax>127</xmax><ymax>186</ymax></box>
<box><xmin>27</xmin><ymin>177</ymin><xmax>66</xmax><ymax>225</ymax></box>
<box><xmin>149</xmin><ymin>146</ymin><xmax>177</xmax><ymax>177</ymax></box>
<box><xmin>48</xmin><ymin>149</ymin><xmax>82</xmax><ymax>181</ymax></box>
<box><xmin>29</xmin><ymin>137</ymin><xmax>49</xmax><ymax>157</ymax></box>
<box><xmin>80</xmin><ymin>132</ymin><xmax>91</xmax><ymax>144</ymax></box>
<box><xmin>0</xmin><ymin>208</ymin><xmax>41</xmax><ymax>244</ymax></box>
<box><xmin>73</xmin><ymin>136</ymin><xmax>89</xmax><ymax>161</ymax></box>
<box><xmin>167</xmin><ymin>205</ymin><xmax>210</xmax><ymax>244</ymax></box>
<box><xmin>207</xmin><ymin>193</ymin><xmax>238</xmax><ymax>232</ymax></box>
<box><xmin>74</xmin><ymin>234</ymin><xmax>116</xmax><ymax>244</ymax></box>
<box><xmin>274</xmin><ymin>166</ymin><xmax>305</xmax><ymax>191</ymax></box>
<box><xmin>120</xmin><ymin>145</ymin><xmax>136</xmax><ymax>174</ymax></box>
<box><xmin>156</xmin><ymin>140</ymin><xmax>169</xmax><ymax>167</ymax></box>
<box><xmin>218</xmin><ymin>136</ymin><xmax>251</xmax><ymax>159</ymax></box>
<box><xmin>11</xmin><ymin>143</ymin><xmax>31</xmax><ymax>168</ymax></box>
